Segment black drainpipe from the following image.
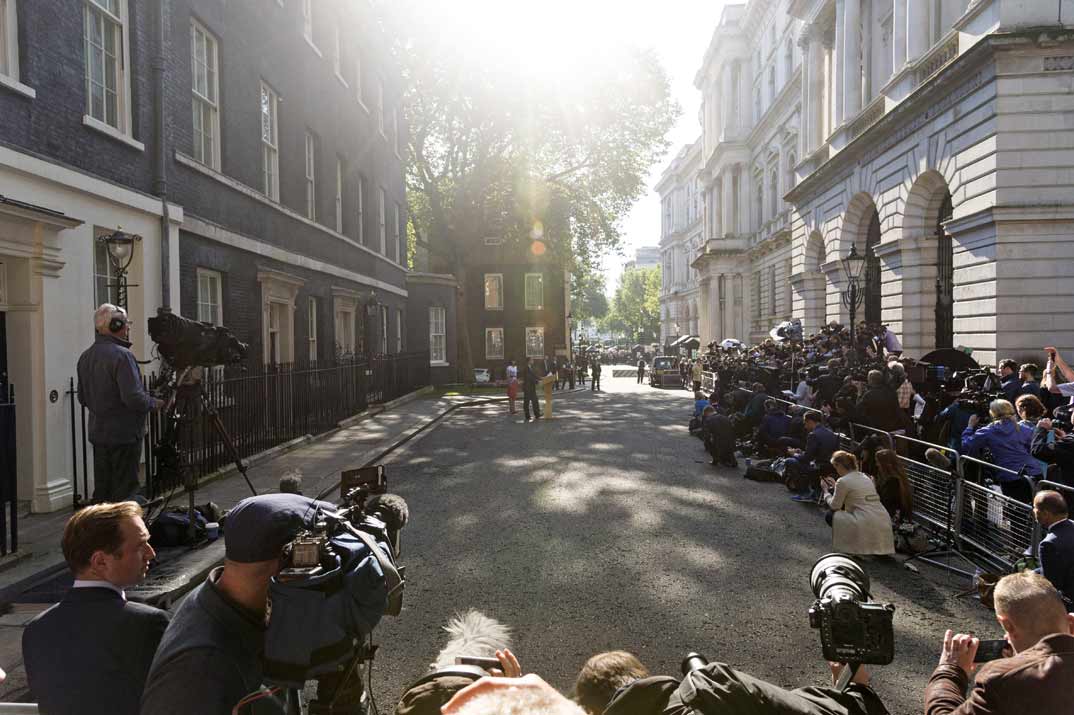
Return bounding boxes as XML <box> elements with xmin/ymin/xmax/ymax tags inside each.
<box><xmin>153</xmin><ymin>0</ymin><xmax>171</xmax><ymax>309</ymax></box>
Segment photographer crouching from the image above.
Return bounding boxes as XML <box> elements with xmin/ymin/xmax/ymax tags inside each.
<box><xmin>77</xmin><ymin>304</ymin><xmax>163</xmax><ymax>503</ymax></box>
<box><xmin>925</xmin><ymin>571</ymin><xmax>1074</xmax><ymax>714</ymax></box>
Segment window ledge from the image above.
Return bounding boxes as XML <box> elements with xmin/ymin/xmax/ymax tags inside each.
<box><xmin>430</xmin><ymin>360</ymin><xmax>450</xmax><ymax>367</ymax></box>
<box><xmin>305</xmin><ymin>36</ymin><xmax>323</xmax><ymax>58</ymax></box>
<box><xmin>83</xmin><ymin>115</ymin><xmax>145</xmax><ymax>151</ymax></box>
<box><xmin>335</xmin><ymin>72</ymin><xmax>349</xmax><ymax>88</ymax></box>
<box><xmin>485</xmin><ymin>306</ymin><xmax>504</xmax><ymax>311</ymax></box>
<box><xmin>0</xmin><ymin>74</ymin><xmax>36</xmax><ymax>99</ymax></box>
<box><xmin>358</xmin><ymin>99</ymin><xmax>370</xmax><ymax>114</ymax></box>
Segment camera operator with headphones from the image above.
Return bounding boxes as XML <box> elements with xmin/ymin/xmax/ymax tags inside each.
<box><xmin>77</xmin><ymin>304</ymin><xmax>162</xmax><ymax>503</ymax></box>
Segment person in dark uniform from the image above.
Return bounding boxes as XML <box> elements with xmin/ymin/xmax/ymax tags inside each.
<box><xmin>702</xmin><ymin>406</ymin><xmax>737</xmax><ymax>467</ymax></box>
<box><xmin>591</xmin><ymin>361</ymin><xmax>602</xmax><ymax>392</ymax></box>
<box><xmin>637</xmin><ymin>358</ymin><xmax>646</xmax><ymax>384</ymax></box>
<box><xmin>523</xmin><ymin>358</ymin><xmax>543</xmax><ymax>421</ymax></box>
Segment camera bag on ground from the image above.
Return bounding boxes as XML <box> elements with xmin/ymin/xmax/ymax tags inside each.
<box><xmin>149</xmin><ymin>507</ymin><xmax>208</xmax><ymax>547</ymax></box>
<box><xmin>665</xmin><ymin>662</ymin><xmax>889</xmax><ymax>715</ymax></box>
<box><xmin>745</xmin><ymin>459</ymin><xmax>784</xmax><ymax>484</ymax></box>
<box><xmin>893</xmin><ymin>522</ymin><xmax>930</xmax><ymax>555</ymax></box>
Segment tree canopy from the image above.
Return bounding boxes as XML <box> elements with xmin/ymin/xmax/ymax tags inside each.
<box><xmin>602</xmin><ymin>266</ymin><xmax>661</xmax><ymax>343</ymax></box>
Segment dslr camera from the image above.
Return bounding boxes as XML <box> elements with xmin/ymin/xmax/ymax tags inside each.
<box><xmin>808</xmin><ymin>554</ymin><xmax>895</xmax><ymax>664</ymax></box>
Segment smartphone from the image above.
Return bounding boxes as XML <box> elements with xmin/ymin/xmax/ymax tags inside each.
<box><xmin>455</xmin><ymin>655</ymin><xmax>500</xmax><ymax>670</ymax></box>
<box><xmin>973</xmin><ymin>639</ymin><xmax>1009</xmax><ymax>663</ymax></box>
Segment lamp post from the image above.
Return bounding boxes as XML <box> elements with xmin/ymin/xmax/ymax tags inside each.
<box><xmin>840</xmin><ymin>244</ymin><xmax>866</xmax><ymax>365</ymax></box>
<box><xmin>97</xmin><ymin>229</ymin><xmax>141</xmax><ymax>309</ymax></box>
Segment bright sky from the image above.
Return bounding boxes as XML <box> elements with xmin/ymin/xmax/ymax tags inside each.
<box><xmin>423</xmin><ymin>0</ymin><xmax>726</xmax><ymax>294</ymax></box>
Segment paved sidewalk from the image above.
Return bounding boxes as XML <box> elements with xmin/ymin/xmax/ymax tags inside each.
<box><xmin>0</xmin><ymin>384</ymin><xmax>587</xmax><ymax>703</ymax></box>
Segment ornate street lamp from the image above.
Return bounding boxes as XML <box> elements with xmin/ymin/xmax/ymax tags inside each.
<box><xmin>840</xmin><ymin>243</ymin><xmax>867</xmax><ymax>365</ymax></box>
<box><xmin>97</xmin><ymin>229</ymin><xmax>141</xmax><ymax>308</ymax></box>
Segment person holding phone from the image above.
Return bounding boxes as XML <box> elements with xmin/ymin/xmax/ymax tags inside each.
<box><xmin>925</xmin><ymin>571</ymin><xmax>1074</xmax><ymax>714</ymax></box>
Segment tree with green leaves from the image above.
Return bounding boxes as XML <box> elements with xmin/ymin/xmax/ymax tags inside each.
<box><xmin>383</xmin><ymin>2</ymin><xmax>678</xmax><ymax>378</ymax></box>
<box><xmin>602</xmin><ymin>266</ymin><xmax>662</xmax><ymax>344</ymax></box>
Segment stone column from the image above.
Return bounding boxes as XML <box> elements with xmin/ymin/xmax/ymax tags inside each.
<box><xmin>798</xmin><ymin>31</ymin><xmax>814</xmax><ymax>157</ymax></box>
<box><xmin>906</xmin><ymin>0</ymin><xmax>930</xmax><ymax>62</ymax></box>
<box><xmin>833</xmin><ymin>0</ymin><xmax>846</xmax><ymax>127</ymax></box>
<box><xmin>843</xmin><ymin>0</ymin><xmax>862</xmax><ymax>120</ymax></box>
<box><xmin>698</xmin><ymin>277</ymin><xmax>712</xmax><ymax>347</ymax></box>
<box><xmin>893</xmin><ymin>0</ymin><xmax>907</xmax><ymax>72</ymax></box>
<box><xmin>739</xmin><ymin>58</ymin><xmax>752</xmax><ymax>128</ymax></box>
<box><xmin>722</xmin><ymin>66</ymin><xmax>735</xmax><ymax>133</ymax></box>
<box><xmin>722</xmin><ymin>171</ymin><xmax>734</xmax><ymax>236</ymax></box>
<box><xmin>737</xmin><ymin>165</ymin><xmax>749</xmax><ymax>236</ymax></box>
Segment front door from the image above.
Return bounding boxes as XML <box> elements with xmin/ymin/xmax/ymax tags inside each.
<box><xmin>0</xmin><ymin>312</ymin><xmax>7</xmax><ymax>401</ymax></box>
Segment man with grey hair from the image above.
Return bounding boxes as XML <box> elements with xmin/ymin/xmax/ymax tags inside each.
<box><xmin>925</xmin><ymin>571</ymin><xmax>1074</xmax><ymax>713</ymax></box>
<box><xmin>77</xmin><ymin>304</ymin><xmax>161</xmax><ymax>502</ymax></box>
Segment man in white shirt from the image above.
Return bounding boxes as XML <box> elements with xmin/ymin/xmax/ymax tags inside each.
<box><xmin>22</xmin><ymin>502</ymin><xmax>169</xmax><ymax>715</ymax></box>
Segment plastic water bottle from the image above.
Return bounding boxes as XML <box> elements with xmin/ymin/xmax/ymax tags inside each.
<box><xmin>744</xmin><ymin>457</ymin><xmax>752</xmax><ymax>470</ymax></box>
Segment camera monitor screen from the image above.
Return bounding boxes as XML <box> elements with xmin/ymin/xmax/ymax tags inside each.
<box><xmin>340</xmin><ymin>465</ymin><xmax>387</xmax><ymax>500</ymax></box>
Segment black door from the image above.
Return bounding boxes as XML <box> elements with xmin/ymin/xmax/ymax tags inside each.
<box><xmin>0</xmin><ymin>312</ymin><xmax>7</xmax><ymax>401</ymax></box>
<box><xmin>864</xmin><ymin>209</ymin><xmax>882</xmax><ymax>325</ymax></box>
<box><xmin>935</xmin><ymin>192</ymin><xmax>955</xmax><ymax>349</ymax></box>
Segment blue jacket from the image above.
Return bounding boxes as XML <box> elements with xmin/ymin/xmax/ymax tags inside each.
<box><xmin>759</xmin><ymin>413</ymin><xmax>792</xmax><ymax>441</ymax></box>
<box><xmin>803</xmin><ymin>425</ymin><xmax>839</xmax><ymax>467</ymax></box>
<box><xmin>77</xmin><ymin>334</ymin><xmax>158</xmax><ymax>445</ymax></box>
<box><xmin>1039</xmin><ymin>519</ymin><xmax>1074</xmax><ymax>602</ymax></box>
<box><xmin>694</xmin><ymin>399</ymin><xmax>710</xmax><ymax>417</ymax></box>
<box><xmin>938</xmin><ymin>403</ymin><xmax>975</xmax><ymax>451</ymax></box>
<box><xmin>961</xmin><ymin>419</ymin><xmax>1043</xmax><ymax>479</ymax></box>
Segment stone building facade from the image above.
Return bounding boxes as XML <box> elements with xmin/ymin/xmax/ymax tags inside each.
<box><xmin>656</xmin><ymin>141</ymin><xmax>703</xmax><ymax>347</ymax></box>
<box><xmin>693</xmin><ymin>0</ymin><xmax>1074</xmax><ymax>365</ymax></box>
<box><xmin>693</xmin><ymin>1</ymin><xmax>803</xmax><ymax>346</ymax></box>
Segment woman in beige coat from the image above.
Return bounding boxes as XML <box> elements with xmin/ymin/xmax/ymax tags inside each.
<box><xmin>820</xmin><ymin>451</ymin><xmax>895</xmax><ymax>556</ymax></box>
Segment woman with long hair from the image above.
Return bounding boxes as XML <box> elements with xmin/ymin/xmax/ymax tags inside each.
<box><xmin>872</xmin><ymin>448</ymin><xmax>914</xmax><ymax>523</ymax></box>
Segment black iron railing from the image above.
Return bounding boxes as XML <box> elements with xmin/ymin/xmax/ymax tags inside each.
<box><xmin>0</xmin><ymin>385</ymin><xmax>17</xmax><ymax>554</ymax></box>
<box><xmin>69</xmin><ymin>352</ymin><xmax>430</xmax><ymax>502</ymax></box>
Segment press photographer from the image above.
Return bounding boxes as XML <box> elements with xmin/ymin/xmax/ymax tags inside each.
<box><xmin>925</xmin><ymin>571</ymin><xmax>1074</xmax><ymax>715</ymax></box>
<box><xmin>77</xmin><ymin>304</ymin><xmax>163</xmax><ymax>503</ymax></box>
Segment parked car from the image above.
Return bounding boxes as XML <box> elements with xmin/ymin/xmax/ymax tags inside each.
<box><xmin>649</xmin><ymin>356</ymin><xmax>680</xmax><ymax>388</ymax></box>
<box><xmin>473</xmin><ymin>368</ymin><xmax>491</xmax><ymax>383</ymax></box>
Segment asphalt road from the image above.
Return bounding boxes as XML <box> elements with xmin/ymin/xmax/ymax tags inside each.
<box><xmin>371</xmin><ymin>368</ymin><xmax>997</xmax><ymax>715</ymax></box>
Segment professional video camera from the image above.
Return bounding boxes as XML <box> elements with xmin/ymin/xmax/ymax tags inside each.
<box><xmin>1053</xmin><ymin>404</ymin><xmax>1073</xmax><ymax>432</ymax></box>
<box><xmin>265</xmin><ymin>465</ymin><xmax>408</xmax><ymax>713</ymax></box>
<box><xmin>808</xmin><ymin>554</ymin><xmax>895</xmax><ymax>665</ymax></box>
<box><xmin>147</xmin><ymin>307</ymin><xmax>248</xmax><ymax>370</ymax></box>
<box><xmin>948</xmin><ymin>368</ymin><xmax>1005</xmax><ymax>422</ymax></box>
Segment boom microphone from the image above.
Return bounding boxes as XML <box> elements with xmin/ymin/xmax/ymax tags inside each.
<box><xmin>366</xmin><ymin>493</ymin><xmax>409</xmax><ymax>533</ymax></box>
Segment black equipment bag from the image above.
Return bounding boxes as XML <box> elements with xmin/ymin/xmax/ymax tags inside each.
<box><xmin>744</xmin><ymin>459</ymin><xmax>783</xmax><ymax>483</ymax></box>
<box><xmin>149</xmin><ymin>507</ymin><xmax>208</xmax><ymax>547</ymax></box>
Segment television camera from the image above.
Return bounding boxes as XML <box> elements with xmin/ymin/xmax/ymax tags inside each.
<box><xmin>147</xmin><ymin>308</ymin><xmax>248</xmax><ymax>371</ymax></box>
<box><xmin>266</xmin><ymin>465</ymin><xmax>408</xmax><ymax>714</ymax></box>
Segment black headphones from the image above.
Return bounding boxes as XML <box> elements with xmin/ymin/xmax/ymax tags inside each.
<box><xmin>109</xmin><ymin>311</ymin><xmax>128</xmax><ymax>333</ymax></box>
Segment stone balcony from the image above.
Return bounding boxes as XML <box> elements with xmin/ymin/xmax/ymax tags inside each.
<box><xmin>750</xmin><ymin>210</ymin><xmax>791</xmax><ymax>248</ymax></box>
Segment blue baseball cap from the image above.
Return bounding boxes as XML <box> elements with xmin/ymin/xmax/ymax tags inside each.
<box><xmin>224</xmin><ymin>493</ymin><xmax>335</xmax><ymax>563</ymax></box>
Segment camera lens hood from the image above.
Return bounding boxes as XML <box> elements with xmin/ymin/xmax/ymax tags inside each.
<box><xmin>810</xmin><ymin>553</ymin><xmax>870</xmax><ymax>599</ymax></box>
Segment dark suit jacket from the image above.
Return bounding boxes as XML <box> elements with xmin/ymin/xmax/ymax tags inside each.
<box><xmin>925</xmin><ymin>633</ymin><xmax>1074</xmax><ymax>714</ymax></box>
<box><xmin>23</xmin><ymin>587</ymin><xmax>170</xmax><ymax>715</ymax></box>
<box><xmin>1039</xmin><ymin>519</ymin><xmax>1074</xmax><ymax>600</ymax></box>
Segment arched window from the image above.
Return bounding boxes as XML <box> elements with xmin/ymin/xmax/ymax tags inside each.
<box><xmin>755</xmin><ymin>179</ymin><xmax>764</xmax><ymax>229</ymax></box>
<box><xmin>769</xmin><ymin>169</ymin><xmax>780</xmax><ymax>217</ymax></box>
<box><xmin>786</xmin><ymin>151</ymin><xmax>797</xmax><ymax>190</ymax></box>
<box><xmin>785</xmin><ymin>39</ymin><xmax>794</xmax><ymax>80</ymax></box>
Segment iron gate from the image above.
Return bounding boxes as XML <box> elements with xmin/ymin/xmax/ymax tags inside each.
<box><xmin>935</xmin><ymin>192</ymin><xmax>954</xmax><ymax>349</ymax></box>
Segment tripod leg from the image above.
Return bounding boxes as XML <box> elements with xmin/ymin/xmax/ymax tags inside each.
<box><xmin>200</xmin><ymin>394</ymin><xmax>257</xmax><ymax>496</ymax></box>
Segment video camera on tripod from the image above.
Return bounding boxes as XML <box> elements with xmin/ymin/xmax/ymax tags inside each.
<box><xmin>147</xmin><ymin>307</ymin><xmax>248</xmax><ymax>372</ymax></box>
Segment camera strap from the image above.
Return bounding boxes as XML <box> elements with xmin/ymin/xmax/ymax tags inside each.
<box><xmin>347</xmin><ymin>526</ymin><xmax>405</xmax><ymax>617</ymax></box>
<box><xmin>834</xmin><ymin>662</ymin><xmax>860</xmax><ymax>692</ymax></box>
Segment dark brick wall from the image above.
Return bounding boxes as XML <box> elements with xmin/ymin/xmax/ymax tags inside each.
<box><xmin>406</xmin><ymin>277</ymin><xmax>458</xmax><ymax>385</ymax></box>
<box><xmin>0</xmin><ymin>0</ymin><xmax>155</xmax><ymax>190</ymax></box>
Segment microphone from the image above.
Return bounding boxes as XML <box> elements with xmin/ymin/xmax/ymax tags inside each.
<box><xmin>365</xmin><ymin>493</ymin><xmax>409</xmax><ymax>533</ymax></box>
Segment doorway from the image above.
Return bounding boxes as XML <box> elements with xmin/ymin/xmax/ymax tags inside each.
<box><xmin>864</xmin><ymin>209</ymin><xmax>882</xmax><ymax>325</ymax></box>
<box><xmin>935</xmin><ymin>192</ymin><xmax>954</xmax><ymax>349</ymax></box>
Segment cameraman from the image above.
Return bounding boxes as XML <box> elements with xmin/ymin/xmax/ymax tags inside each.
<box><xmin>925</xmin><ymin>571</ymin><xmax>1074</xmax><ymax>714</ymax></box>
<box><xmin>77</xmin><ymin>304</ymin><xmax>162</xmax><ymax>503</ymax></box>
<box><xmin>141</xmin><ymin>493</ymin><xmax>334</xmax><ymax>715</ymax></box>
<box><xmin>1032</xmin><ymin>417</ymin><xmax>1074</xmax><ymax>488</ymax></box>
<box><xmin>961</xmin><ymin>399</ymin><xmax>1042</xmax><ymax>503</ymax></box>
<box><xmin>998</xmin><ymin>359</ymin><xmax>1020</xmax><ymax>403</ymax></box>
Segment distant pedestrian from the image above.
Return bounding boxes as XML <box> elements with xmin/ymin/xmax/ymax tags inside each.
<box><xmin>567</xmin><ymin>361</ymin><xmax>576</xmax><ymax>389</ymax></box>
<box><xmin>591</xmin><ymin>361</ymin><xmax>602</xmax><ymax>392</ymax></box>
<box><xmin>637</xmin><ymin>358</ymin><xmax>646</xmax><ymax>384</ymax></box>
<box><xmin>506</xmin><ymin>360</ymin><xmax>519</xmax><ymax>415</ymax></box>
<box><xmin>523</xmin><ymin>358</ymin><xmax>543</xmax><ymax>421</ymax></box>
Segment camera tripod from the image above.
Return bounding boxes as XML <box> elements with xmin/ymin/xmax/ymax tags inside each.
<box><xmin>155</xmin><ymin>366</ymin><xmax>257</xmax><ymax>541</ymax></box>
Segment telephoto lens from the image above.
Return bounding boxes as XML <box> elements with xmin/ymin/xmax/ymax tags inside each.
<box><xmin>681</xmin><ymin>652</ymin><xmax>709</xmax><ymax>675</ymax></box>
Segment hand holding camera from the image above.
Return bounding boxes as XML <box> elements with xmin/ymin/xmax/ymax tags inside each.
<box><xmin>938</xmin><ymin>630</ymin><xmax>979</xmax><ymax>675</ymax></box>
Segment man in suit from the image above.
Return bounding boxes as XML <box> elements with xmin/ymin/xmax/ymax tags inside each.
<box><xmin>23</xmin><ymin>502</ymin><xmax>170</xmax><ymax>715</ymax></box>
<box><xmin>787</xmin><ymin>413</ymin><xmax>839</xmax><ymax>502</ymax></box>
<box><xmin>1033</xmin><ymin>490</ymin><xmax>1074</xmax><ymax>604</ymax></box>
<box><xmin>523</xmin><ymin>358</ymin><xmax>543</xmax><ymax>421</ymax></box>
<box><xmin>926</xmin><ymin>571</ymin><xmax>1074</xmax><ymax>714</ymax></box>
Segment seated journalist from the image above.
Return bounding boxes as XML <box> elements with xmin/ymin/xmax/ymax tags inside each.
<box><xmin>925</xmin><ymin>571</ymin><xmax>1074</xmax><ymax>715</ymax></box>
<box><xmin>23</xmin><ymin>502</ymin><xmax>169</xmax><ymax>715</ymax></box>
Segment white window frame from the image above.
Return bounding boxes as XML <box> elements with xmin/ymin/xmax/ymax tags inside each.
<box><xmin>1</xmin><ymin>0</ymin><xmax>33</xmax><ymax>95</ymax></box>
<box><xmin>308</xmin><ymin>296</ymin><xmax>318</xmax><ymax>362</ymax></box>
<box><xmin>355</xmin><ymin>53</ymin><xmax>367</xmax><ymax>110</ymax></box>
<box><xmin>196</xmin><ymin>267</ymin><xmax>223</xmax><ymax>325</ymax></box>
<box><xmin>429</xmin><ymin>306</ymin><xmax>446</xmax><ymax>364</ymax></box>
<box><xmin>379</xmin><ymin>305</ymin><xmax>389</xmax><ymax>355</ymax></box>
<box><xmin>376</xmin><ymin>77</ymin><xmax>385</xmax><ymax>137</ymax></box>
<box><xmin>260</xmin><ymin>81</ymin><xmax>279</xmax><ymax>200</ymax></box>
<box><xmin>525</xmin><ymin>327</ymin><xmax>545</xmax><ymax>359</ymax></box>
<box><xmin>484</xmin><ymin>273</ymin><xmax>503</xmax><ymax>310</ymax></box>
<box><xmin>396</xmin><ymin>308</ymin><xmax>404</xmax><ymax>352</ymax></box>
<box><xmin>305</xmin><ymin>131</ymin><xmax>316</xmax><ymax>221</ymax></box>
<box><xmin>190</xmin><ymin>19</ymin><xmax>221</xmax><ymax>170</ymax></box>
<box><xmin>392</xmin><ymin>108</ymin><xmax>401</xmax><ymax>158</ymax></box>
<box><xmin>357</xmin><ymin>175</ymin><xmax>365</xmax><ymax>245</ymax></box>
<box><xmin>93</xmin><ymin>233</ymin><xmax>120</xmax><ymax>308</ymax></box>
<box><xmin>83</xmin><ymin>0</ymin><xmax>133</xmax><ymax>136</ymax></box>
<box><xmin>378</xmin><ymin>186</ymin><xmax>386</xmax><ymax>254</ymax></box>
<box><xmin>395</xmin><ymin>203</ymin><xmax>404</xmax><ymax>265</ymax></box>
<box><xmin>335</xmin><ymin>307</ymin><xmax>355</xmax><ymax>355</ymax></box>
<box><xmin>301</xmin><ymin>0</ymin><xmax>313</xmax><ymax>44</ymax></box>
<box><xmin>524</xmin><ymin>273</ymin><xmax>544</xmax><ymax>310</ymax></box>
<box><xmin>485</xmin><ymin>328</ymin><xmax>504</xmax><ymax>360</ymax></box>
<box><xmin>335</xmin><ymin>156</ymin><xmax>344</xmax><ymax>233</ymax></box>
<box><xmin>332</xmin><ymin>26</ymin><xmax>345</xmax><ymax>83</ymax></box>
